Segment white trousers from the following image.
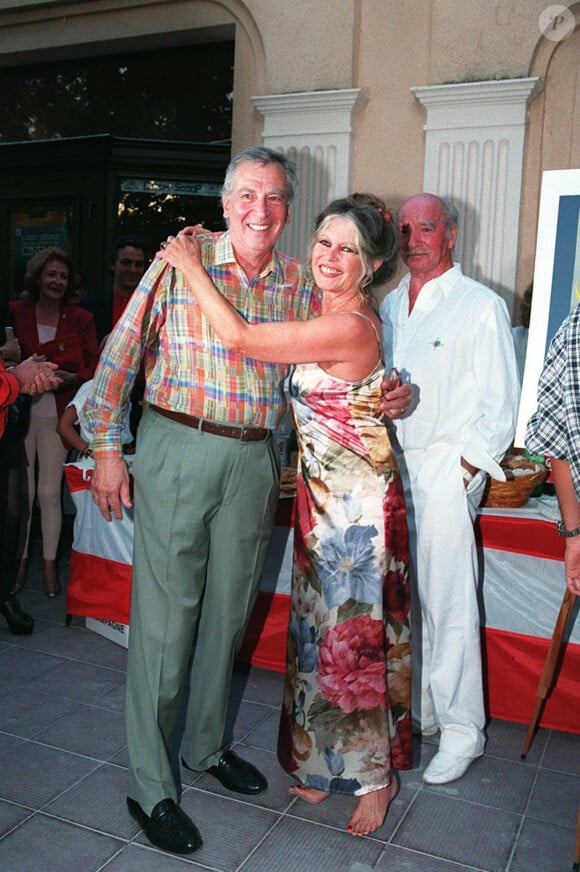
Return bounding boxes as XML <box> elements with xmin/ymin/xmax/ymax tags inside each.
<box><xmin>400</xmin><ymin>443</ymin><xmax>486</xmax><ymax>758</ymax></box>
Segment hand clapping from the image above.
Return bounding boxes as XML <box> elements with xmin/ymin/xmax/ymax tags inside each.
<box><xmin>12</xmin><ymin>357</ymin><xmax>61</xmax><ymax>396</ymax></box>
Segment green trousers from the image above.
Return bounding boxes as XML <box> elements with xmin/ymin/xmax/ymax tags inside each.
<box><xmin>126</xmin><ymin>408</ymin><xmax>280</xmax><ymax>814</ymax></box>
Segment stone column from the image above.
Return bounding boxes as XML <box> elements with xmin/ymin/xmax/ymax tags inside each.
<box><xmin>412</xmin><ymin>78</ymin><xmax>543</xmax><ymax>314</ymax></box>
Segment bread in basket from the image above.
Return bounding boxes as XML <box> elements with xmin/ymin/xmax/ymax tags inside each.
<box><xmin>480</xmin><ymin>456</ymin><xmax>547</xmax><ymax>509</ymax></box>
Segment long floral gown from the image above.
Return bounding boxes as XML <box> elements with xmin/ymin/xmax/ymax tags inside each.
<box><xmin>277</xmin><ymin>359</ymin><xmax>413</xmax><ymax>796</ymax></box>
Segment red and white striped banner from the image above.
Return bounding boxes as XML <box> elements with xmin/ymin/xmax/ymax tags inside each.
<box><xmin>65</xmin><ymin>462</ymin><xmax>579</xmax><ymax>733</ymax></box>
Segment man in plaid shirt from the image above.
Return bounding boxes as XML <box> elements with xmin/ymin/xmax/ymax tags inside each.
<box><xmin>85</xmin><ymin>147</ymin><xmax>318</xmax><ymax>855</ymax></box>
<box><xmin>526</xmin><ymin>302</ymin><xmax>580</xmax><ymax>598</ymax></box>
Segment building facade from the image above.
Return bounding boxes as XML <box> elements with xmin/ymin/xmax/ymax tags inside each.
<box><xmin>0</xmin><ymin>0</ymin><xmax>578</xmax><ymax>314</ymax></box>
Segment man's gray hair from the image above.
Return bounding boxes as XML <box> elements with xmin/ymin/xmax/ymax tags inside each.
<box><xmin>222</xmin><ymin>146</ymin><xmax>298</xmax><ymax>203</ymax></box>
<box><xmin>441</xmin><ymin>198</ymin><xmax>459</xmax><ymax>238</ymax></box>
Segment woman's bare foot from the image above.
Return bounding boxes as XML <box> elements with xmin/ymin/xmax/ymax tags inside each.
<box><xmin>346</xmin><ymin>778</ymin><xmax>399</xmax><ymax>836</ymax></box>
<box><xmin>288</xmin><ymin>785</ymin><xmax>329</xmax><ymax>804</ymax></box>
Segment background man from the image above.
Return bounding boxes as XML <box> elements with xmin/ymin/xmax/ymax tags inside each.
<box><xmin>84</xmin><ymin>146</ymin><xmax>317</xmax><ymax>855</ymax></box>
<box><xmin>83</xmin><ymin>234</ymin><xmax>147</xmax><ymax>436</ymax></box>
<box><xmin>380</xmin><ymin>193</ymin><xmax>519</xmax><ymax>785</ymax></box>
<box><xmin>82</xmin><ymin>234</ymin><xmax>147</xmax><ymax>342</ymax></box>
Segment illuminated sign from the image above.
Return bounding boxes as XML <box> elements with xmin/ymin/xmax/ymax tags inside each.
<box><xmin>121</xmin><ymin>179</ymin><xmax>221</xmax><ymax>197</ymax></box>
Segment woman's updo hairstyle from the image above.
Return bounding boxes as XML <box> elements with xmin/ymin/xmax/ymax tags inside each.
<box><xmin>312</xmin><ymin>193</ymin><xmax>399</xmax><ymax>296</ymax></box>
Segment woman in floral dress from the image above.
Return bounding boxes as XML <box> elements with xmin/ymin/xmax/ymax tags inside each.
<box><xmin>159</xmin><ymin>197</ymin><xmax>412</xmax><ymax>836</ymax></box>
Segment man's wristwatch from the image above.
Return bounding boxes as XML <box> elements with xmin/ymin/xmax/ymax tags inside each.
<box><xmin>556</xmin><ymin>520</ymin><xmax>580</xmax><ymax>537</ymax></box>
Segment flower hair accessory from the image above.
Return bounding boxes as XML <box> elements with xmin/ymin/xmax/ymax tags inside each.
<box><xmin>376</xmin><ymin>206</ymin><xmax>392</xmax><ymax>222</ymax></box>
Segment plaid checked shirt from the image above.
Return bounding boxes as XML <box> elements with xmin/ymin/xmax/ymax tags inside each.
<box><xmin>526</xmin><ymin>303</ymin><xmax>580</xmax><ymax>497</ymax></box>
<box><xmin>85</xmin><ymin>232</ymin><xmax>317</xmax><ymax>456</ymax></box>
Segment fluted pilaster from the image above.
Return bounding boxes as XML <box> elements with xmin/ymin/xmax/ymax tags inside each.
<box><xmin>412</xmin><ymin>78</ymin><xmax>543</xmax><ymax>313</ymax></box>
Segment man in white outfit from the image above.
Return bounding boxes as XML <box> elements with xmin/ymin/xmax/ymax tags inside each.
<box><xmin>380</xmin><ymin>194</ymin><xmax>520</xmax><ymax>784</ymax></box>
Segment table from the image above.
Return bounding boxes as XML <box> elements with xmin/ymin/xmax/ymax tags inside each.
<box><xmin>65</xmin><ymin>460</ymin><xmax>580</xmax><ymax>734</ymax></box>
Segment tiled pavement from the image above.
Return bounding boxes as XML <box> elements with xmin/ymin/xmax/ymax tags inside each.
<box><xmin>0</xmin><ymin>540</ymin><xmax>578</xmax><ymax>872</ymax></box>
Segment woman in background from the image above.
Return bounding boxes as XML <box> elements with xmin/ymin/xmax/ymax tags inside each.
<box><xmin>10</xmin><ymin>248</ymin><xmax>99</xmax><ymax>596</ymax></box>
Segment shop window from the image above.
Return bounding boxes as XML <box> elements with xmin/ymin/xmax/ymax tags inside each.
<box><xmin>117</xmin><ymin>178</ymin><xmax>225</xmax><ymax>241</ymax></box>
<box><xmin>0</xmin><ymin>42</ymin><xmax>233</xmax><ymax>144</ymax></box>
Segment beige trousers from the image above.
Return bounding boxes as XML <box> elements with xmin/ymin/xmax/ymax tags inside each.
<box><xmin>126</xmin><ymin>408</ymin><xmax>280</xmax><ymax>814</ymax></box>
<box><xmin>22</xmin><ymin>415</ymin><xmax>68</xmax><ymax>560</ymax></box>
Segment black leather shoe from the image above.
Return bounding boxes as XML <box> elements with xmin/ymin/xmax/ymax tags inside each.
<box><xmin>0</xmin><ymin>597</ymin><xmax>34</xmax><ymax>635</ymax></box>
<box><xmin>205</xmin><ymin>750</ymin><xmax>268</xmax><ymax>795</ymax></box>
<box><xmin>127</xmin><ymin>797</ymin><xmax>202</xmax><ymax>854</ymax></box>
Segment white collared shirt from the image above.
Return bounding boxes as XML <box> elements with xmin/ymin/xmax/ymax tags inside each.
<box><xmin>380</xmin><ymin>264</ymin><xmax>520</xmax><ymax>478</ymax></box>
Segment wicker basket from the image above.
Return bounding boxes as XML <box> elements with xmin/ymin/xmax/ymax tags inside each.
<box><xmin>480</xmin><ymin>456</ymin><xmax>548</xmax><ymax>509</ymax></box>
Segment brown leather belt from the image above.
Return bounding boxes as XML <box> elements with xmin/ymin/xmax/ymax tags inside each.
<box><xmin>150</xmin><ymin>404</ymin><xmax>270</xmax><ymax>442</ymax></box>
